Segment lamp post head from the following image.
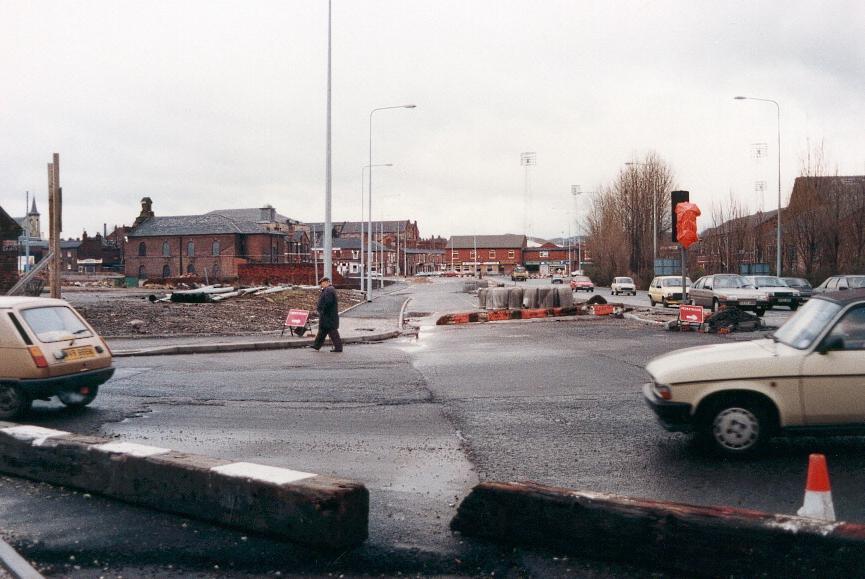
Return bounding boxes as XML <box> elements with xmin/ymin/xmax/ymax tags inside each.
<box><xmin>404</xmin><ymin>104</ymin><xmax>417</xmax><ymax>109</ymax></box>
<box><xmin>734</xmin><ymin>96</ymin><xmax>747</xmax><ymax>100</ymax></box>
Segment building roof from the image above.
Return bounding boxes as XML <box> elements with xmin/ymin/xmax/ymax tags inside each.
<box><xmin>447</xmin><ymin>234</ymin><xmax>526</xmax><ymax>249</ymax></box>
<box><xmin>307</xmin><ymin>220</ymin><xmax>413</xmax><ymax>235</ymax></box>
<box><xmin>206</xmin><ymin>207</ymin><xmax>298</xmax><ymax>224</ymax></box>
<box><xmin>403</xmin><ymin>247</ymin><xmax>444</xmax><ymax>255</ymax></box>
<box><xmin>60</xmin><ymin>240</ymin><xmax>81</xmax><ymax>249</ymax></box>
<box><xmin>129</xmin><ymin>214</ymin><xmax>284</xmax><ymax>237</ymax></box>
<box><xmin>314</xmin><ymin>238</ymin><xmax>387</xmax><ymax>251</ymax></box>
<box><xmin>0</xmin><ymin>205</ymin><xmax>23</xmax><ymax>239</ymax></box>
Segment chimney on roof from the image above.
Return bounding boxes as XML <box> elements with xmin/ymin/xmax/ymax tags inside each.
<box><xmin>260</xmin><ymin>205</ymin><xmax>276</xmax><ymax>222</ymax></box>
<box><xmin>134</xmin><ymin>197</ymin><xmax>155</xmax><ymax>227</ymax></box>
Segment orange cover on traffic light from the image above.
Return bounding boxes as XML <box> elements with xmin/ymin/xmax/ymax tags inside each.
<box><xmin>675</xmin><ymin>202</ymin><xmax>701</xmax><ymax>249</ymax></box>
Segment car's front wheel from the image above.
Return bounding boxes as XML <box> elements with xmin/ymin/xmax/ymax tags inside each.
<box><xmin>58</xmin><ymin>386</ymin><xmax>99</xmax><ymax>407</ymax></box>
<box><xmin>790</xmin><ymin>303</ymin><xmax>799</xmax><ymax>311</ymax></box>
<box><xmin>0</xmin><ymin>384</ymin><xmax>32</xmax><ymax>419</ymax></box>
<box><xmin>699</xmin><ymin>398</ymin><xmax>772</xmax><ymax>457</ymax></box>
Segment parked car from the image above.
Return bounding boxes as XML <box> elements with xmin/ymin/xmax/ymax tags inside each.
<box><xmin>742</xmin><ymin>275</ymin><xmax>802</xmax><ymax>310</ymax></box>
<box><xmin>610</xmin><ymin>276</ymin><xmax>636</xmax><ymax>296</ymax></box>
<box><xmin>570</xmin><ymin>275</ymin><xmax>594</xmax><ymax>292</ymax></box>
<box><xmin>643</xmin><ymin>289</ymin><xmax>865</xmax><ymax>456</ymax></box>
<box><xmin>0</xmin><ymin>297</ymin><xmax>114</xmax><ymax>419</ymax></box>
<box><xmin>781</xmin><ymin>277</ymin><xmax>813</xmax><ymax>300</ymax></box>
<box><xmin>687</xmin><ymin>274</ymin><xmax>769</xmax><ymax>316</ymax></box>
<box><xmin>813</xmin><ymin>275</ymin><xmax>865</xmax><ymax>295</ymax></box>
<box><xmin>442</xmin><ymin>271</ymin><xmax>459</xmax><ymax>277</ymax></box>
<box><xmin>511</xmin><ymin>265</ymin><xmax>528</xmax><ymax>281</ymax></box>
<box><xmin>648</xmin><ymin>276</ymin><xmax>692</xmax><ymax>307</ymax></box>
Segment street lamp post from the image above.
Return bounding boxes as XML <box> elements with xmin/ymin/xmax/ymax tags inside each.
<box><xmin>735</xmin><ymin>95</ymin><xmax>782</xmax><ymax>276</ymax></box>
<box><xmin>361</xmin><ymin>163</ymin><xmax>392</xmax><ymax>297</ymax></box>
<box><xmin>367</xmin><ymin>104</ymin><xmax>416</xmax><ymax>301</ymax></box>
<box><xmin>571</xmin><ymin>185</ymin><xmax>582</xmax><ymax>273</ymax></box>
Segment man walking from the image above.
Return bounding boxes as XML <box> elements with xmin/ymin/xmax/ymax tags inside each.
<box><xmin>312</xmin><ymin>277</ymin><xmax>343</xmax><ymax>352</ymax></box>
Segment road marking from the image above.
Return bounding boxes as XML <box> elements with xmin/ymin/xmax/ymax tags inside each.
<box><xmin>1</xmin><ymin>425</ymin><xmax>69</xmax><ymax>446</ymax></box>
<box><xmin>95</xmin><ymin>441</ymin><xmax>171</xmax><ymax>457</ymax></box>
<box><xmin>211</xmin><ymin>462</ymin><xmax>317</xmax><ymax>485</ymax></box>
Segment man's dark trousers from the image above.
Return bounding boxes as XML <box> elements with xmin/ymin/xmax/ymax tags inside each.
<box><xmin>312</xmin><ymin>327</ymin><xmax>342</xmax><ymax>351</ymax></box>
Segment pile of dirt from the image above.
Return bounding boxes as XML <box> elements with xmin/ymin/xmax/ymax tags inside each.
<box><xmin>75</xmin><ymin>288</ymin><xmax>364</xmax><ymax>337</ymax></box>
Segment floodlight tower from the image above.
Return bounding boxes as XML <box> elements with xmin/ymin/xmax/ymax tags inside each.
<box><xmin>521</xmin><ymin>152</ymin><xmax>537</xmax><ymax>239</ymax></box>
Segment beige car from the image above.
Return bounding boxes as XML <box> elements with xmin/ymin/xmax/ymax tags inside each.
<box><xmin>0</xmin><ymin>297</ymin><xmax>114</xmax><ymax>419</ymax></box>
<box><xmin>648</xmin><ymin>276</ymin><xmax>692</xmax><ymax>307</ymax></box>
<box><xmin>643</xmin><ymin>289</ymin><xmax>865</xmax><ymax>455</ymax></box>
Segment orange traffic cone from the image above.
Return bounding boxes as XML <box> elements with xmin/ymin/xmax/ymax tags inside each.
<box><xmin>797</xmin><ymin>453</ymin><xmax>835</xmax><ymax>521</ymax></box>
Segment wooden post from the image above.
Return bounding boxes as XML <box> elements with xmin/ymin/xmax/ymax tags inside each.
<box><xmin>48</xmin><ymin>153</ymin><xmax>61</xmax><ymax>298</ymax></box>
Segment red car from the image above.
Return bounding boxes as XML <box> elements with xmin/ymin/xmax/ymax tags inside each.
<box><xmin>442</xmin><ymin>271</ymin><xmax>458</xmax><ymax>277</ymax></box>
<box><xmin>570</xmin><ymin>275</ymin><xmax>594</xmax><ymax>292</ymax></box>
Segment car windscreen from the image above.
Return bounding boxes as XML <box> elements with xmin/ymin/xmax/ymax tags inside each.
<box><xmin>782</xmin><ymin>278</ymin><xmax>809</xmax><ymax>288</ymax></box>
<box><xmin>754</xmin><ymin>276</ymin><xmax>785</xmax><ymax>287</ymax></box>
<box><xmin>573</xmin><ymin>276</ymin><xmax>591</xmax><ymax>282</ymax></box>
<box><xmin>773</xmin><ymin>299</ymin><xmax>842</xmax><ymax>349</ymax></box>
<box><xmin>20</xmin><ymin>306</ymin><xmax>93</xmax><ymax>343</ymax></box>
<box><xmin>616</xmin><ymin>278</ymin><xmax>633</xmax><ymax>284</ymax></box>
<box><xmin>662</xmin><ymin>278</ymin><xmax>691</xmax><ymax>287</ymax></box>
<box><xmin>714</xmin><ymin>276</ymin><xmax>750</xmax><ymax>289</ymax></box>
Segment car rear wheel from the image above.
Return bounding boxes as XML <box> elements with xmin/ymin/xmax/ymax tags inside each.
<box><xmin>661</xmin><ymin>297</ymin><xmax>668</xmax><ymax>307</ymax></box>
<box><xmin>0</xmin><ymin>384</ymin><xmax>32</xmax><ymax>419</ymax></box>
<box><xmin>699</xmin><ymin>398</ymin><xmax>772</xmax><ymax>457</ymax></box>
<box><xmin>649</xmin><ymin>296</ymin><xmax>655</xmax><ymax>306</ymax></box>
<box><xmin>58</xmin><ymin>386</ymin><xmax>99</xmax><ymax>407</ymax></box>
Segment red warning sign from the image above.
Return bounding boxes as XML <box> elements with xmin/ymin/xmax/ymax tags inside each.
<box><xmin>285</xmin><ymin>309</ymin><xmax>310</xmax><ymax>327</ymax></box>
<box><xmin>678</xmin><ymin>304</ymin><xmax>704</xmax><ymax>324</ymax></box>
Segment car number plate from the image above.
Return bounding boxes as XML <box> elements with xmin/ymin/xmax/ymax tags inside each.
<box><xmin>738</xmin><ymin>300</ymin><xmax>755</xmax><ymax>306</ymax></box>
<box><xmin>777</xmin><ymin>298</ymin><xmax>790</xmax><ymax>303</ymax></box>
<box><xmin>64</xmin><ymin>346</ymin><xmax>96</xmax><ymax>360</ymax></box>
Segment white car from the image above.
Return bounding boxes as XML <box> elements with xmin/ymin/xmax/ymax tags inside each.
<box><xmin>643</xmin><ymin>289</ymin><xmax>865</xmax><ymax>456</ymax></box>
<box><xmin>611</xmin><ymin>277</ymin><xmax>636</xmax><ymax>296</ymax></box>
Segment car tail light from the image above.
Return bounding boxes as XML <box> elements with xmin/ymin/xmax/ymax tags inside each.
<box><xmin>28</xmin><ymin>346</ymin><xmax>49</xmax><ymax>368</ymax></box>
<box><xmin>655</xmin><ymin>384</ymin><xmax>672</xmax><ymax>400</ymax></box>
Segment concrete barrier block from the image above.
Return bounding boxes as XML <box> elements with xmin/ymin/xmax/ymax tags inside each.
<box><xmin>452</xmin><ymin>481</ymin><xmax>865</xmax><ymax>576</ymax></box>
<box><xmin>0</xmin><ymin>424</ymin><xmax>368</xmax><ymax>549</ymax></box>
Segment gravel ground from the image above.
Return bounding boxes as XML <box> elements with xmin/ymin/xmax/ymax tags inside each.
<box><xmin>72</xmin><ymin>288</ymin><xmax>365</xmax><ymax>337</ymax></box>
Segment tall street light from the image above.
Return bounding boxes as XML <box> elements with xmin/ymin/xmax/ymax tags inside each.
<box><xmin>361</xmin><ymin>163</ymin><xmax>393</xmax><ymax>297</ymax></box>
<box><xmin>323</xmin><ymin>0</ymin><xmax>334</xmax><ymax>282</ymax></box>
<box><xmin>571</xmin><ymin>185</ymin><xmax>582</xmax><ymax>273</ymax></box>
<box><xmin>367</xmin><ymin>104</ymin><xmax>416</xmax><ymax>301</ymax></box>
<box><xmin>735</xmin><ymin>95</ymin><xmax>782</xmax><ymax>276</ymax></box>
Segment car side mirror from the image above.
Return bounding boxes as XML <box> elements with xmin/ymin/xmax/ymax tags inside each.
<box><xmin>818</xmin><ymin>335</ymin><xmax>845</xmax><ymax>354</ymax></box>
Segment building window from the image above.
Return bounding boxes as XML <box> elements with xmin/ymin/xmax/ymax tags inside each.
<box><xmin>187</xmin><ymin>241</ymin><xmax>195</xmax><ymax>257</ymax></box>
<box><xmin>470</xmin><ymin>250</ymin><xmax>476</xmax><ymax>259</ymax></box>
<box><xmin>352</xmin><ymin>250</ymin><xmax>359</xmax><ymax>259</ymax></box>
<box><xmin>162</xmin><ymin>241</ymin><xmax>170</xmax><ymax>257</ymax></box>
<box><xmin>138</xmin><ymin>242</ymin><xmax>146</xmax><ymax>256</ymax></box>
<box><xmin>212</xmin><ymin>240</ymin><xmax>220</xmax><ymax>256</ymax></box>
<box><xmin>540</xmin><ymin>250</ymin><xmax>549</xmax><ymax>258</ymax></box>
<box><xmin>452</xmin><ymin>250</ymin><xmax>459</xmax><ymax>258</ymax></box>
<box><xmin>212</xmin><ymin>262</ymin><xmax>220</xmax><ymax>278</ymax></box>
<box><xmin>138</xmin><ymin>265</ymin><xmax>146</xmax><ymax>279</ymax></box>
<box><xmin>162</xmin><ymin>264</ymin><xmax>171</xmax><ymax>278</ymax></box>
<box><xmin>508</xmin><ymin>250</ymin><xmax>515</xmax><ymax>259</ymax></box>
<box><xmin>187</xmin><ymin>263</ymin><xmax>196</xmax><ymax>275</ymax></box>
<box><xmin>488</xmin><ymin>250</ymin><xmax>496</xmax><ymax>259</ymax></box>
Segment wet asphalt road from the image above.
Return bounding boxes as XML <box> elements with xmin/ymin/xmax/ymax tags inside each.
<box><xmin>1</xmin><ymin>278</ymin><xmax>858</xmax><ymax>577</ymax></box>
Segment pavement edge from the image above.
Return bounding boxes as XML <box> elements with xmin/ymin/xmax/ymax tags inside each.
<box><xmin>0</xmin><ymin>423</ymin><xmax>369</xmax><ymax>550</ymax></box>
<box><xmin>451</xmin><ymin>481</ymin><xmax>865</xmax><ymax>576</ymax></box>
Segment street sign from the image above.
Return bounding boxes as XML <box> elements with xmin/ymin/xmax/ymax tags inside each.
<box><xmin>678</xmin><ymin>304</ymin><xmax>704</xmax><ymax>324</ymax></box>
<box><xmin>285</xmin><ymin>309</ymin><xmax>310</xmax><ymax>327</ymax></box>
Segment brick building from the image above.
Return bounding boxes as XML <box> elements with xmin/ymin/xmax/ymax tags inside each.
<box><xmin>124</xmin><ymin>199</ymin><xmax>300</xmax><ymax>281</ymax></box>
<box><xmin>446</xmin><ymin>234</ymin><xmax>526</xmax><ymax>275</ymax></box>
<box><xmin>523</xmin><ymin>238</ymin><xmax>572</xmax><ymax>275</ymax></box>
<box><xmin>0</xmin><ymin>205</ymin><xmax>23</xmax><ymax>293</ymax></box>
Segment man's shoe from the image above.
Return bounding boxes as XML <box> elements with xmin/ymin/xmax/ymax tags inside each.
<box><xmin>330</xmin><ymin>348</ymin><xmax>343</xmax><ymax>352</ymax></box>
<box><xmin>311</xmin><ymin>346</ymin><xmax>322</xmax><ymax>351</ymax></box>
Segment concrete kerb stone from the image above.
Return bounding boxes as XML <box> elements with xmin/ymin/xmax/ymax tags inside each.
<box><xmin>451</xmin><ymin>481</ymin><xmax>865</xmax><ymax>576</ymax></box>
<box><xmin>0</xmin><ymin>423</ymin><xmax>369</xmax><ymax>550</ymax></box>
<box><xmin>623</xmin><ymin>312</ymin><xmax>669</xmax><ymax>327</ymax></box>
<box><xmin>0</xmin><ymin>536</ymin><xmax>43</xmax><ymax>579</ymax></box>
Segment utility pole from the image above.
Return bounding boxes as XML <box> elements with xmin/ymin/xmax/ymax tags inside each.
<box><xmin>47</xmin><ymin>153</ymin><xmax>61</xmax><ymax>298</ymax></box>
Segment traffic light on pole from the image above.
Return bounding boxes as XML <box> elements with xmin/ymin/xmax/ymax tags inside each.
<box><xmin>670</xmin><ymin>190</ymin><xmax>690</xmax><ymax>242</ymax></box>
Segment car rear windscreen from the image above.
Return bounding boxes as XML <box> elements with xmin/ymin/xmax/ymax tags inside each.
<box><xmin>20</xmin><ymin>306</ymin><xmax>93</xmax><ymax>343</ymax></box>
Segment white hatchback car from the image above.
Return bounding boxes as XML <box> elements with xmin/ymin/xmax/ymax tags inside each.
<box><xmin>611</xmin><ymin>277</ymin><xmax>636</xmax><ymax>296</ymax></box>
<box><xmin>644</xmin><ymin>289</ymin><xmax>865</xmax><ymax>456</ymax></box>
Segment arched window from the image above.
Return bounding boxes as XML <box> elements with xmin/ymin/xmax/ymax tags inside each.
<box><xmin>187</xmin><ymin>263</ymin><xmax>196</xmax><ymax>275</ymax></box>
<box><xmin>138</xmin><ymin>265</ymin><xmax>146</xmax><ymax>279</ymax></box>
<box><xmin>138</xmin><ymin>242</ymin><xmax>146</xmax><ymax>257</ymax></box>
<box><xmin>212</xmin><ymin>262</ymin><xmax>220</xmax><ymax>278</ymax></box>
<box><xmin>187</xmin><ymin>241</ymin><xmax>195</xmax><ymax>257</ymax></box>
<box><xmin>212</xmin><ymin>240</ymin><xmax>220</xmax><ymax>256</ymax></box>
<box><xmin>162</xmin><ymin>264</ymin><xmax>171</xmax><ymax>278</ymax></box>
<box><xmin>162</xmin><ymin>241</ymin><xmax>170</xmax><ymax>257</ymax></box>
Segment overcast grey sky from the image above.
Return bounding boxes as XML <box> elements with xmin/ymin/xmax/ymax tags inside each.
<box><xmin>2</xmin><ymin>1</ymin><xmax>863</xmax><ymax>240</ymax></box>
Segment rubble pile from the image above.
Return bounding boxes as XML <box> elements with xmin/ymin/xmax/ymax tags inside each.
<box><xmin>75</xmin><ymin>288</ymin><xmax>364</xmax><ymax>337</ymax></box>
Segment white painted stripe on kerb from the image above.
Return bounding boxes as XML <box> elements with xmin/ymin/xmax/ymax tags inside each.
<box><xmin>95</xmin><ymin>442</ymin><xmax>172</xmax><ymax>458</ymax></box>
<box><xmin>211</xmin><ymin>462</ymin><xmax>317</xmax><ymax>485</ymax></box>
<box><xmin>1</xmin><ymin>425</ymin><xmax>70</xmax><ymax>446</ymax></box>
